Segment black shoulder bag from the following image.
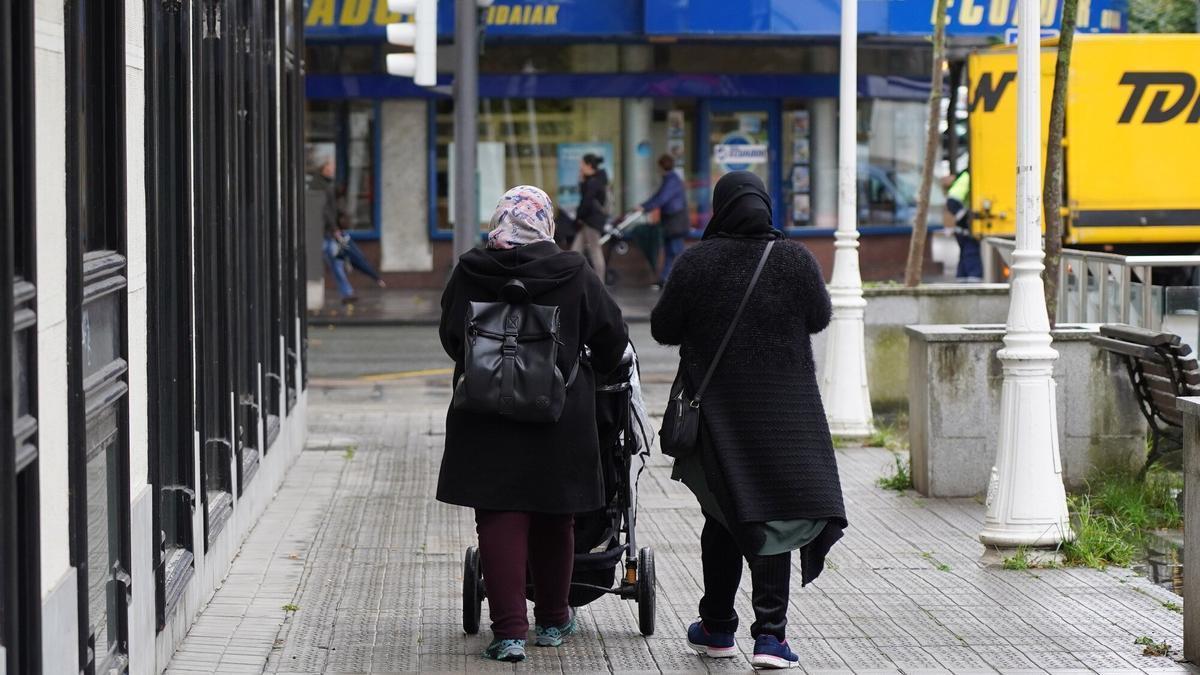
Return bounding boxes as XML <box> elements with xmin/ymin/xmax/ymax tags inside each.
<box><xmin>660</xmin><ymin>240</ymin><xmax>775</xmax><ymax>458</ymax></box>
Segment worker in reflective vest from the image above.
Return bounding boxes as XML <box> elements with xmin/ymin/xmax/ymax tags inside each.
<box><xmin>943</xmin><ymin>170</ymin><xmax>982</xmax><ymax>281</ymax></box>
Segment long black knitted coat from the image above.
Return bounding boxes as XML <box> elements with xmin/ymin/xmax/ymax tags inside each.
<box><xmin>651</xmin><ymin>237</ymin><xmax>847</xmax><ymax>547</ymax></box>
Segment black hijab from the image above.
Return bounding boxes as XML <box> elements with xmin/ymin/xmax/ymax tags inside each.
<box><xmin>702</xmin><ymin>171</ymin><xmax>781</xmax><ymax>240</ymax></box>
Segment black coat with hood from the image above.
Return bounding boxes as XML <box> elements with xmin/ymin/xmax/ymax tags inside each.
<box><xmin>576</xmin><ymin>170</ymin><xmax>609</xmax><ymax>232</ymax></box>
<box><xmin>651</xmin><ymin>171</ymin><xmax>846</xmax><ymax>583</ymax></box>
<box><xmin>437</xmin><ymin>241</ymin><xmax>629</xmax><ymax>513</ymax></box>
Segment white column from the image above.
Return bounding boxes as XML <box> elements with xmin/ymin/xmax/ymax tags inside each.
<box><xmin>819</xmin><ymin>0</ymin><xmax>874</xmax><ymax>438</ymax></box>
<box><xmin>621</xmin><ymin>46</ymin><xmax>654</xmax><ymax>210</ymax></box>
<box><xmin>380</xmin><ymin>99</ymin><xmax>434</xmax><ymax>272</ymax></box>
<box><xmin>979</xmin><ymin>0</ymin><xmax>1071</xmax><ymax>548</ymax></box>
<box><xmin>811</xmin><ymin>98</ymin><xmax>838</xmax><ymax>229</ymax></box>
<box><xmin>623</xmin><ymin>99</ymin><xmax>654</xmax><ymax>209</ymax></box>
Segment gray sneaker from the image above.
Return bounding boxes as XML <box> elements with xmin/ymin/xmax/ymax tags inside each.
<box><xmin>482</xmin><ymin>638</ymin><xmax>526</xmax><ymax>662</ymax></box>
<box><xmin>533</xmin><ymin>609</ymin><xmax>577</xmax><ymax>647</ymax></box>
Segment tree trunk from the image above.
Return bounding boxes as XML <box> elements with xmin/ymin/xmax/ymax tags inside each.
<box><xmin>1043</xmin><ymin>0</ymin><xmax>1080</xmax><ymax>326</ymax></box>
<box><xmin>904</xmin><ymin>0</ymin><xmax>949</xmax><ymax>287</ymax></box>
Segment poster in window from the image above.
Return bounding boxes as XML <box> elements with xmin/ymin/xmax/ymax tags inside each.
<box><xmin>791</xmin><ymin>110</ymin><xmax>810</xmax><ymax>136</ymax></box>
<box><xmin>792</xmin><ymin>193</ymin><xmax>811</xmax><ymax>224</ymax></box>
<box><xmin>667</xmin><ymin>110</ymin><xmax>686</xmax><ymax>166</ymax></box>
<box><xmin>792</xmin><ymin>137</ymin><xmax>810</xmax><ymax>164</ymax></box>
<box><xmin>556</xmin><ymin>142</ymin><xmax>614</xmax><ymax>214</ymax></box>
<box><xmin>791</xmin><ymin>165</ymin><xmax>810</xmax><ymax>194</ymax></box>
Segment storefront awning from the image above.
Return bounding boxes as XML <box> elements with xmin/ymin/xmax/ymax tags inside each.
<box><xmin>303</xmin><ymin>0</ymin><xmax>1128</xmax><ymax>42</ymax></box>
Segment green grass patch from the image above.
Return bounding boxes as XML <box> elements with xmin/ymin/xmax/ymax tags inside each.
<box><xmin>865</xmin><ymin>416</ymin><xmax>909</xmax><ymax>452</ymax></box>
<box><xmin>1063</xmin><ymin>495</ymin><xmax>1138</xmax><ymax>569</ymax></box>
<box><xmin>877</xmin><ymin>454</ymin><xmax>913</xmax><ymax>492</ymax></box>
<box><xmin>1061</xmin><ymin>469</ymin><xmax>1182</xmax><ymax>569</ymax></box>
<box><xmin>1088</xmin><ymin>470</ymin><xmax>1182</xmax><ymax>531</ymax></box>
<box><xmin>343</xmin><ymin>446</ymin><xmax>357</xmax><ymax>460</ymax></box>
<box><xmin>920</xmin><ymin>551</ymin><xmax>951</xmax><ymax>571</ymax></box>
<box><xmin>1002</xmin><ymin>548</ymin><xmax>1031</xmax><ymax>571</ymax></box>
<box><xmin>1163</xmin><ymin>600</ymin><xmax>1182</xmax><ymax>613</ymax></box>
<box><xmin>282</xmin><ymin>603</ymin><xmax>300</xmax><ymax>613</ymax></box>
<box><xmin>1135</xmin><ymin>636</ymin><xmax>1171</xmax><ymax>657</ymax></box>
<box><xmin>1001</xmin><ymin>546</ymin><xmax>1059</xmax><ymax>571</ymax></box>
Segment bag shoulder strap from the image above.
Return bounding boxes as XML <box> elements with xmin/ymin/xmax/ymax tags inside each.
<box><xmin>694</xmin><ymin>240</ymin><xmax>775</xmax><ymax>404</ymax></box>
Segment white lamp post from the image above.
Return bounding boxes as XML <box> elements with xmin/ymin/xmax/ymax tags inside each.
<box><xmin>820</xmin><ymin>0</ymin><xmax>874</xmax><ymax>438</ymax></box>
<box><xmin>979</xmin><ymin>0</ymin><xmax>1071</xmax><ymax>548</ymax></box>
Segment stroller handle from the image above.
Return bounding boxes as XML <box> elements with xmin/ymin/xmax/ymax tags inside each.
<box><xmin>598</xmin><ymin>212</ymin><xmax>647</xmax><ymax>246</ymax></box>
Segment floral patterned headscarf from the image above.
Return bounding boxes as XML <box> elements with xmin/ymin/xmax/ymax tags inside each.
<box><xmin>486</xmin><ymin>185</ymin><xmax>556</xmax><ymax>250</ymax></box>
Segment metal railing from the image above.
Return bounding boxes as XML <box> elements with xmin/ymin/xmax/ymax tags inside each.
<box><xmin>983</xmin><ymin>237</ymin><xmax>1200</xmax><ymax>328</ymax></box>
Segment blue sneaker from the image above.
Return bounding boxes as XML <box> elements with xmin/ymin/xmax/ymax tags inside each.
<box><xmin>482</xmin><ymin>638</ymin><xmax>526</xmax><ymax>662</ymax></box>
<box><xmin>687</xmin><ymin>620</ymin><xmax>737</xmax><ymax>659</ymax></box>
<box><xmin>534</xmin><ymin>609</ymin><xmax>577</xmax><ymax>647</ymax></box>
<box><xmin>751</xmin><ymin>634</ymin><xmax>798</xmax><ymax>669</ymax></box>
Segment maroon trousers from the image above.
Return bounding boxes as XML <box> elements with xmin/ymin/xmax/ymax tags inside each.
<box><xmin>474</xmin><ymin>510</ymin><xmax>575</xmax><ymax>640</ymax></box>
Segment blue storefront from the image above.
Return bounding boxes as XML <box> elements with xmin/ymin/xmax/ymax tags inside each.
<box><xmin>303</xmin><ymin>0</ymin><xmax>1125</xmax><ymax>283</ymax></box>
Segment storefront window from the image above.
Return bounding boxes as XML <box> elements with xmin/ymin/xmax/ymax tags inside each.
<box><xmin>307</xmin><ymin>100</ymin><xmax>378</xmax><ymax>234</ymax></box>
<box><xmin>779</xmin><ymin>105</ymin><xmax>813</xmax><ymax>228</ymax></box>
<box><xmin>858</xmin><ymin>99</ymin><xmax>944</xmax><ymax>227</ymax></box>
<box><xmin>433</xmin><ymin>98</ymin><xmax>624</xmax><ymax>231</ymax></box>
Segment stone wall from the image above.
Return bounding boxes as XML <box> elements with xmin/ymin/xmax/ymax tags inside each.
<box><xmin>907</xmin><ymin>324</ymin><xmax>1147</xmax><ymax>497</ymax></box>
<box><xmin>811</xmin><ymin>284</ymin><xmax>1012</xmax><ymax>410</ymax></box>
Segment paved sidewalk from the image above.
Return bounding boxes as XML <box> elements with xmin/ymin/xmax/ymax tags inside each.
<box><xmin>167</xmin><ymin>377</ymin><xmax>1194</xmax><ymax>674</ymax></box>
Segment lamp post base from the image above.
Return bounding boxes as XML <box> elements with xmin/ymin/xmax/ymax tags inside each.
<box><xmin>820</xmin><ymin>294</ymin><xmax>874</xmax><ymax>439</ymax></box>
<box><xmin>978</xmin><ymin>355</ymin><xmax>1072</xmax><ymax>548</ymax></box>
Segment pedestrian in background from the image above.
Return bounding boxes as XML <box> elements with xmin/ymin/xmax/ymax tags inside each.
<box><xmin>573</xmin><ymin>153</ymin><xmax>609</xmax><ymax>283</ymax></box>
<box><xmin>437</xmin><ymin>185</ymin><xmax>629</xmax><ymax>663</ymax></box>
<box><xmin>650</xmin><ymin>171</ymin><xmax>847</xmax><ymax>670</ymax></box>
<box><xmin>943</xmin><ymin>169</ymin><xmax>982</xmax><ymax>281</ymax></box>
<box><xmin>633</xmin><ymin>154</ymin><xmax>690</xmax><ymax>289</ymax></box>
<box><xmin>316</xmin><ymin>156</ymin><xmax>386</xmax><ymax>305</ymax></box>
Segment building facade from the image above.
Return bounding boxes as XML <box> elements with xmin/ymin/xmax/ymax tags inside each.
<box><xmin>1</xmin><ymin>1</ymin><xmax>308</xmax><ymax>673</ymax></box>
<box><xmin>303</xmin><ymin>0</ymin><xmax>1126</xmax><ymax>286</ymax></box>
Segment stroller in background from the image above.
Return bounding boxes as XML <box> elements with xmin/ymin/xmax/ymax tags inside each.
<box><xmin>555</xmin><ymin>208</ymin><xmax>660</xmax><ymax>286</ymax></box>
<box><xmin>462</xmin><ymin>343</ymin><xmax>658</xmax><ymax>636</ymax></box>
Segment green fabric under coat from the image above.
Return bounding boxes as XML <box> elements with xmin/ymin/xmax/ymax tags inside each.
<box><xmin>672</xmin><ymin>452</ymin><xmax>827</xmax><ymax>556</ymax></box>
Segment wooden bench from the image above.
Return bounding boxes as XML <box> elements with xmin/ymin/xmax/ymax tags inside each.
<box><xmin>1090</xmin><ymin>324</ymin><xmax>1200</xmax><ymax>477</ymax></box>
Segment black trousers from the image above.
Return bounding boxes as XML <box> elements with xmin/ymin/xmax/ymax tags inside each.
<box><xmin>698</xmin><ymin>511</ymin><xmax>791</xmax><ymax>640</ymax></box>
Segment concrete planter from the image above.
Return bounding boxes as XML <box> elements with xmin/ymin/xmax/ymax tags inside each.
<box><xmin>811</xmin><ymin>284</ymin><xmax>1011</xmax><ymax>410</ymax></box>
<box><xmin>907</xmin><ymin>324</ymin><xmax>1146</xmax><ymax>498</ymax></box>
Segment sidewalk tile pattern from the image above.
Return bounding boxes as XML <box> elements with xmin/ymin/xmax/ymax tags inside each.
<box><xmin>168</xmin><ymin>383</ymin><xmax>1197</xmax><ymax>674</ymax></box>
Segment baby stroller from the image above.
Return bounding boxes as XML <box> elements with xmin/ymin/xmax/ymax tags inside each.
<box><xmin>461</xmin><ymin>344</ymin><xmax>658</xmax><ymax>636</ymax></box>
<box><xmin>600</xmin><ymin>212</ymin><xmax>659</xmax><ymax>286</ymax></box>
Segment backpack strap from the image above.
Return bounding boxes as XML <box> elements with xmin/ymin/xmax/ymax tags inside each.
<box><xmin>499</xmin><ymin>311</ymin><xmax>520</xmax><ymax>415</ymax></box>
<box><xmin>693</xmin><ymin>240</ymin><xmax>775</xmax><ymax>405</ymax></box>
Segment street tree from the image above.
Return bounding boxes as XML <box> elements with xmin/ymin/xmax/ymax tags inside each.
<box><xmin>904</xmin><ymin>0</ymin><xmax>949</xmax><ymax>287</ymax></box>
<box><xmin>1128</xmin><ymin>0</ymin><xmax>1198</xmax><ymax>33</ymax></box>
<box><xmin>1043</xmin><ymin>0</ymin><xmax>1080</xmax><ymax>323</ymax></box>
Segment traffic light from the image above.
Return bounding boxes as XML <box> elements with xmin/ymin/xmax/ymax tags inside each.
<box><xmin>386</xmin><ymin>0</ymin><xmax>437</xmax><ymax>87</ymax></box>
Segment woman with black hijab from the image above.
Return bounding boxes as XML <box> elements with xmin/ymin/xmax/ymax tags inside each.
<box><xmin>650</xmin><ymin>171</ymin><xmax>847</xmax><ymax>670</ymax></box>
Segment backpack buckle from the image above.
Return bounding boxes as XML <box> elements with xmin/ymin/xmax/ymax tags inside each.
<box><xmin>502</xmin><ymin>335</ymin><xmax>519</xmax><ymax>355</ymax></box>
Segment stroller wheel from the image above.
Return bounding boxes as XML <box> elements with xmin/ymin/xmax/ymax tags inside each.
<box><xmin>463</xmin><ymin>546</ymin><xmax>483</xmax><ymax>635</ymax></box>
<box><xmin>636</xmin><ymin>547</ymin><xmax>656</xmax><ymax>636</ymax></box>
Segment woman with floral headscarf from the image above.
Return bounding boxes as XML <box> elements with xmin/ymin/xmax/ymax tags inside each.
<box><xmin>437</xmin><ymin>186</ymin><xmax>629</xmax><ymax>663</ymax></box>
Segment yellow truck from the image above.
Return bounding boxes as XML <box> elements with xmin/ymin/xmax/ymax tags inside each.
<box><xmin>968</xmin><ymin>35</ymin><xmax>1200</xmax><ymax>250</ymax></box>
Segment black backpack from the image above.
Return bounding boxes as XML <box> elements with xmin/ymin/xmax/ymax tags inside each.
<box><xmin>452</xmin><ymin>279</ymin><xmax>577</xmax><ymax>423</ymax></box>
